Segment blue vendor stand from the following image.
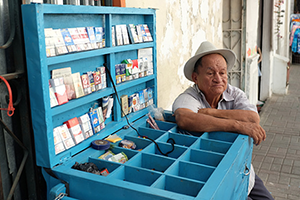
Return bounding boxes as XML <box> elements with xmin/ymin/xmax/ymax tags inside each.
<box><xmin>21</xmin><ymin>3</ymin><xmax>253</xmax><ymax>200</ymax></box>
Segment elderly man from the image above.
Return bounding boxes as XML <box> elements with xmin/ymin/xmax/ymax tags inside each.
<box><xmin>172</xmin><ymin>41</ymin><xmax>273</xmax><ymax>200</ymax></box>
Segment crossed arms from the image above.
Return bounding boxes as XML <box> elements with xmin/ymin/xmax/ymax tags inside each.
<box><xmin>174</xmin><ymin>108</ymin><xmax>266</xmax><ymax>145</ymax></box>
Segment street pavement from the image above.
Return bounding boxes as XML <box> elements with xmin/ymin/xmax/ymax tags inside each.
<box><xmin>252</xmin><ymin>64</ymin><xmax>300</xmax><ymax>200</ymax></box>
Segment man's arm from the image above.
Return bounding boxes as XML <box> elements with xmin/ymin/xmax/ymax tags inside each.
<box><xmin>174</xmin><ymin>108</ymin><xmax>266</xmax><ymax>145</ymax></box>
<box><xmin>197</xmin><ymin>108</ymin><xmax>260</xmax><ymax>124</ymax></box>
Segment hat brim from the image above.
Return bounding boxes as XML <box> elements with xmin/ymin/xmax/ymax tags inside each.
<box><xmin>184</xmin><ymin>49</ymin><xmax>236</xmax><ymax>82</ymax></box>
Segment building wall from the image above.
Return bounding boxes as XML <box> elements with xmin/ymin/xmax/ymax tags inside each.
<box><xmin>126</xmin><ymin>0</ymin><xmax>223</xmax><ymax>110</ymax></box>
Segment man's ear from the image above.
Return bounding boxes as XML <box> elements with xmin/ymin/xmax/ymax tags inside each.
<box><xmin>191</xmin><ymin>72</ymin><xmax>198</xmax><ymax>83</ymax></box>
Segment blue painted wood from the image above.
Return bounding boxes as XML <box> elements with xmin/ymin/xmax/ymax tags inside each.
<box><xmin>22</xmin><ymin>3</ymin><xmax>252</xmax><ymax>200</ymax></box>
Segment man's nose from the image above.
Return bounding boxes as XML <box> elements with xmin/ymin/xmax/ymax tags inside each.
<box><xmin>213</xmin><ymin>73</ymin><xmax>222</xmax><ymax>82</ymax></box>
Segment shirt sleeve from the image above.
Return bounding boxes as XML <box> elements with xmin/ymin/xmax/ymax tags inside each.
<box><xmin>231</xmin><ymin>87</ymin><xmax>257</xmax><ymax>113</ymax></box>
<box><xmin>172</xmin><ymin>93</ymin><xmax>203</xmax><ymax>113</ymax></box>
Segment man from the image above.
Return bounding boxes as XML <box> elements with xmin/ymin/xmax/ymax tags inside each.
<box><xmin>172</xmin><ymin>41</ymin><xmax>273</xmax><ymax>200</ymax></box>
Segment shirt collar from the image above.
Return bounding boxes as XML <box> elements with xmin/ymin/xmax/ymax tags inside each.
<box><xmin>193</xmin><ymin>84</ymin><xmax>234</xmax><ymax>102</ymax></box>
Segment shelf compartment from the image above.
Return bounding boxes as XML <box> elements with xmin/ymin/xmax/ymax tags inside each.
<box><xmin>152</xmin><ymin>121</ymin><xmax>177</xmax><ymax>131</ymax></box>
<box><xmin>157</xmin><ymin>132</ymin><xmax>197</xmax><ymax>147</ymax></box>
<box><xmin>48</xmin><ymin>43</ymin><xmax>154</xmax><ymax>65</ymax></box>
<box><xmin>181</xmin><ymin>149</ymin><xmax>224</xmax><ymax>168</ymax></box>
<box><xmin>98</xmin><ymin>147</ymin><xmax>138</xmax><ymax>162</ymax></box>
<box><xmin>153</xmin><ymin>175</ymin><xmax>204</xmax><ymax>197</ymax></box>
<box><xmin>201</xmin><ymin>132</ymin><xmax>237</xmax><ymax>143</ymax></box>
<box><xmin>143</xmin><ymin>142</ymin><xmax>187</xmax><ymax>159</ymax></box>
<box><xmin>135</xmin><ymin>127</ymin><xmax>166</xmax><ymax>140</ymax></box>
<box><xmin>166</xmin><ymin>161</ymin><xmax>214</xmax><ymax>183</ymax></box>
<box><xmin>191</xmin><ymin>138</ymin><xmax>232</xmax><ymax>154</ymax></box>
<box><xmin>109</xmin><ymin>166</ymin><xmax>161</xmax><ymax>186</ymax></box>
<box><xmin>126</xmin><ymin>153</ymin><xmax>175</xmax><ymax>173</ymax></box>
<box><xmin>120</xmin><ymin>135</ymin><xmax>152</xmax><ymax>151</ymax></box>
<box><xmin>51</xmin><ymin>87</ymin><xmax>114</xmax><ymax>117</ymax></box>
<box><xmin>88</xmin><ymin>157</ymin><xmax>122</xmax><ymax>176</ymax></box>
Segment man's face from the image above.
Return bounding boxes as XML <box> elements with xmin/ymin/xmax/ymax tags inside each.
<box><xmin>192</xmin><ymin>54</ymin><xmax>228</xmax><ymax>98</ymax></box>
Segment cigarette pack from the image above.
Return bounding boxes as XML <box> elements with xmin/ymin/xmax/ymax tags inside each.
<box><xmin>58</xmin><ymin>124</ymin><xmax>75</xmax><ymax>149</ymax></box>
<box><xmin>64</xmin><ymin>117</ymin><xmax>85</xmax><ymax>145</ymax></box>
<box><xmin>115</xmin><ymin>25</ymin><xmax>123</xmax><ymax>46</ymax></box>
<box><xmin>143</xmin><ymin>24</ymin><xmax>153</xmax><ymax>42</ymax></box>
<box><xmin>71</xmin><ymin>72</ymin><xmax>85</xmax><ymax>98</ymax></box>
<box><xmin>81</xmin><ymin>74</ymin><xmax>92</xmax><ymax>95</ymax></box>
<box><xmin>53</xmin><ymin>127</ymin><xmax>65</xmax><ymax>154</ymax></box>
<box><xmin>127</xmin><ymin>24</ymin><xmax>139</xmax><ymax>44</ymax></box>
<box><xmin>49</xmin><ymin>77</ymin><xmax>69</xmax><ymax>105</ymax></box>
<box><xmin>68</xmin><ymin>28</ymin><xmax>84</xmax><ymax>51</ymax></box>
<box><xmin>88</xmin><ymin>109</ymin><xmax>101</xmax><ymax>134</ymax></box>
<box><xmin>96</xmin><ymin>107</ymin><xmax>105</xmax><ymax>129</ymax></box>
<box><xmin>111</xmin><ymin>26</ymin><xmax>116</xmax><ymax>47</ymax></box>
<box><xmin>60</xmin><ymin>28</ymin><xmax>77</xmax><ymax>53</ymax></box>
<box><xmin>44</xmin><ymin>28</ymin><xmax>56</xmax><ymax>57</ymax></box>
<box><xmin>78</xmin><ymin>114</ymin><xmax>93</xmax><ymax>139</ymax></box>
<box><xmin>120</xmin><ymin>64</ymin><xmax>126</xmax><ymax>82</ymax></box>
<box><xmin>86</xmin><ymin>26</ymin><xmax>97</xmax><ymax>49</ymax></box>
<box><xmin>94</xmin><ymin>27</ymin><xmax>103</xmax><ymax>48</ymax></box>
<box><xmin>121</xmin><ymin>95</ymin><xmax>128</xmax><ymax>117</ymax></box>
<box><xmin>53</xmin><ymin>29</ymin><xmax>68</xmax><ymax>55</ymax></box>
<box><xmin>87</xmin><ymin>71</ymin><xmax>96</xmax><ymax>92</ymax></box>
<box><xmin>121</xmin><ymin>24</ymin><xmax>130</xmax><ymax>45</ymax></box>
<box><xmin>115</xmin><ymin>64</ymin><xmax>121</xmax><ymax>84</ymax></box>
<box><xmin>93</xmin><ymin>71</ymin><xmax>102</xmax><ymax>91</ymax></box>
<box><xmin>49</xmin><ymin>81</ymin><xmax>58</xmax><ymax>108</ymax></box>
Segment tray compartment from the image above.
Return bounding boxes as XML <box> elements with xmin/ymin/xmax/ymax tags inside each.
<box><xmin>143</xmin><ymin>142</ymin><xmax>187</xmax><ymax>159</ymax></box>
<box><xmin>157</xmin><ymin>132</ymin><xmax>197</xmax><ymax>147</ymax></box>
<box><xmin>153</xmin><ymin>175</ymin><xmax>204</xmax><ymax>197</ymax></box>
<box><xmin>201</xmin><ymin>132</ymin><xmax>237</xmax><ymax>143</ymax></box>
<box><xmin>121</xmin><ymin>135</ymin><xmax>152</xmax><ymax>151</ymax></box>
<box><xmin>89</xmin><ymin>157</ymin><xmax>122</xmax><ymax>175</ymax></box>
<box><xmin>136</xmin><ymin>127</ymin><xmax>166</xmax><ymax>140</ymax></box>
<box><xmin>181</xmin><ymin>149</ymin><xmax>224</xmax><ymax>167</ymax></box>
<box><xmin>166</xmin><ymin>161</ymin><xmax>214</xmax><ymax>182</ymax></box>
<box><xmin>109</xmin><ymin>166</ymin><xmax>161</xmax><ymax>186</ymax></box>
<box><xmin>192</xmin><ymin>138</ymin><xmax>231</xmax><ymax>154</ymax></box>
<box><xmin>150</xmin><ymin>120</ymin><xmax>176</xmax><ymax>131</ymax></box>
<box><xmin>98</xmin><ymin>147</ymin><xmax>138</xmax><ymax>162</ymax></box>
<box><xmin>126</xmin><ymin>153</ymin><xmax>175</xmax><ymax>173</ymax></box>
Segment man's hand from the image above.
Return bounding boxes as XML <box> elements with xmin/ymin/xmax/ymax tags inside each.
<box><xmin>235</xmin><ymin>121</ymin><xmax>266</xmax><ymax>145</ymax></box>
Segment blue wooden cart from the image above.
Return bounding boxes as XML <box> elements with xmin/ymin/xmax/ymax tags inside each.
<box><xmin>22</xmin><ymin>3</ymin><xmax>253</xmax><ymax>200</ymax></box>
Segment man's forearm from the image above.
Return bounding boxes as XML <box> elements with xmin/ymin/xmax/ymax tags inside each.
<box><xmin>198</xmin><ymin>108</ymin><xmax>260</xmax><ymax>124</ymax></box>
<box><xmin>175</xmin><ymin>108</ymin><xmax>266</xmax><ymax>145</ymax></box>
<box><xmin>175</xmin><ymin>108</ymin><xmax>239</xmax><ymax>133</ymax></box>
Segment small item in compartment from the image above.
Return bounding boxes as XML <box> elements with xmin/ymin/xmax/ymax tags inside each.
<box><xmin>91</xmin><ymin>140</ymin><xmax>110</xmax><ymax>150</ymax></box>
<box><xmin>108</xmin><ymin>152</ymin><xmax>128</xmax><ymax>164</ymax></box>
<box><xmin>98</xmin><ymin>150</ymin><xmax>115</xmax><ymax>160</ymax></box>
<box><xmin>118</xmin><ymin>140</ymin><xmax>136</xmax><ymax>150</ymax></box>
<box><xmin>72</xmin><ymin>162</ymin><xmax>107</xmax><ymax>176</ymax></box>
<box><xmin>99</xmin><ymin>168</ymin><xmax>110</xmax><ymax>176</ymax></box>
<box><xmin>105</xmin><ymin>134</ymin><xmax>122</xmax><ymax>143</ymax></box>
<box><xmin>93</xmin><ymin>70</ymin><xmax>102</xmax><ymax>91</ymax></box>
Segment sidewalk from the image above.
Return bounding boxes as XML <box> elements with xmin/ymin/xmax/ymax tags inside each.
<box><xmin>252</xmin><ymin>64</ymin><xmax>300</xmax><ymax>200</ymax></box>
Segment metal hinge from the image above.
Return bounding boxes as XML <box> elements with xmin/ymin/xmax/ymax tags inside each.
<box><xmin>54</xmin><ymin>193</ymin><xmax>68</xmax><ymax>200</ymax></box>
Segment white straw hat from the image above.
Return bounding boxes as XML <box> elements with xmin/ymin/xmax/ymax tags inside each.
<box><xmin>184</xmin><ymin>41</ymin><xmax>236</xmax><ymax>81</ymax></box>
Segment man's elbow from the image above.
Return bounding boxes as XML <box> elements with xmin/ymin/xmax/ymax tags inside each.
<box><xmin>174</xmin><ymin>109</ymin><xmax>190</xmax><ymax>130</ymax></box>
